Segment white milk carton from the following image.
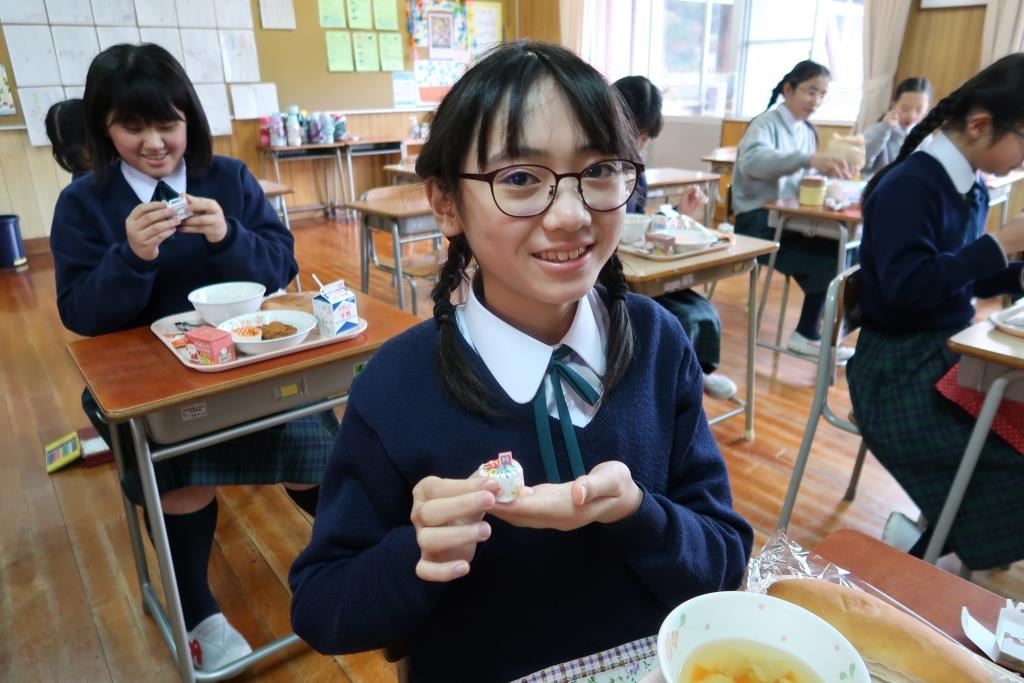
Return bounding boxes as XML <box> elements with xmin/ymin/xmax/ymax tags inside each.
<box><xmin>312</xmin><ymin>279</ymin><xmax>358</xmax><ymax>337</ymax></box>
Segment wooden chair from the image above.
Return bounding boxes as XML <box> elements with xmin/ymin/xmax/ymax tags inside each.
<box><xmin>777</xmin><ymin>265</ymin><xmax>869</xmax><ymax>530</ymax></box>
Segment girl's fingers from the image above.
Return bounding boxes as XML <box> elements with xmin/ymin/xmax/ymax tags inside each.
<box><xmin>416</xmin><ymin>489</ymin><xmax>495</xmax><ymax>528</ymax></box>
<box><xmin>415</xmin><ymin>558</ymin><xmax>470</xmax><ymax>582</ymax></box>
<box><xmin>416</xmin><ymin>521</ymin><xmax>490</xmax><ymax>553</ymax></box>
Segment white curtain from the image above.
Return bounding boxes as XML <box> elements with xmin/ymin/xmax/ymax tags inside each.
<box><xmin>559</xmin><ymin>0</ymin><xmax>586</xmax><ymax>55</ymax></box>
<box><xmin>980</xmin><ymin>0</ymin><xmax>1024</xmax><ymax>66</ymax></box>
<box><xmin>854</xmin><ymin>0</ymin><xmax>912</xmax><ymax>132</ymax></box>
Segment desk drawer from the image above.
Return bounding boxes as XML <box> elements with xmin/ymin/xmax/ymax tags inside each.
<box><xmin>367</xmin><ymin>213</ymin><xmax>438</xmax><ymax>236</ymax></box>
<box><xmin>144</xmin><ymin>354</ymin><xmax>370</xmax><ymax>444</ymax></box>
<box><xmin>957</xmin><ymin>356</ymin><xmax>1024</xmax><ymax>403</ymax></box>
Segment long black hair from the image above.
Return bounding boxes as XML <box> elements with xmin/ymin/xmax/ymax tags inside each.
<box><xmin>893</xmin><ymin>76</ymin><xmax>932</xmax><ymax>103</ymax></box>
<box><xmin>766</xmin><ymin>60</ymin><xmax>830</xmax><ymax>111</ymax></box>
<box><xmin>863</xmin><ymin>54</ymin><xmax>1024</xmax><ymax>203</ymax></box>
<box><xmin>416</xmin><ymin>40</ymin><xmax>639</xmax><ymax>416</ymax></box>
<box><xmin>83</xmin><ymin>43</ymin><xmax>212</xmax><ymax>183</ymax></box>
<box><xmin>613</xmin><ymin>75</ymin><xmax>663</xmax><ymax>138</ymax></box>
<box><xmin>45</xmin><ymin>98</ymin><xmax>89</xmax><ymax>175</ymax></box>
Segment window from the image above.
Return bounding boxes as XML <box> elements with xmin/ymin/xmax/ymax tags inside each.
<box><xmin>585</xmin><ymin>0</ymin><xmax>863</xmax><ymax>121</ymax></box>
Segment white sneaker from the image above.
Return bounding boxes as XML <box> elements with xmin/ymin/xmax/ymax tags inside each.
<box><xmin>881</xmin><ymin>512</ymin><xmax>925</xmax><ymax>553</ymax></box>
<box><xmin>703</xmin><ymin>372</ymin><xmax>737</xmax><ymax>400</ymax></box>
<box><xmin>187</xmin><ymin>613</ymin><xmax>252</xmax><ymax>672</ymax></box>
<box><xmin>786</xmin><ymin>331</ymin><xmax>855</xmax><ymax>362</ymax></box>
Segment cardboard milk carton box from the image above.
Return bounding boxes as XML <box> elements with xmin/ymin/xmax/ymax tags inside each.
<box><xmin>184</xmin><ymin>326</ymin><xmax>235</xmax><ymax>365</ymax></box>
<box><xmin>313</xmin><ymin>279</ymin><xmax>358</xmax><ymax>337</ymax></box>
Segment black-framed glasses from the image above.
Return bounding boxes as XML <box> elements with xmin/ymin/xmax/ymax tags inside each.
<box><xmin>459</xmin><ymin>159</ymin><xmax>644</xmax><ymax>218</ymax></box>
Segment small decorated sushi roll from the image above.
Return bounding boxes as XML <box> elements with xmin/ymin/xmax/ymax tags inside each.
<box><xmin>477</xmin><ymin>451</ymin><xmax>524</xmax><ymax>503</ymax></box>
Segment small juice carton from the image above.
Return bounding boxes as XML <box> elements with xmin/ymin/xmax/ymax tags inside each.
<box><xmin>645</xmin><ymin>232</ymin><xmax>677</xmax><ymax>256</ymax></box>
<box><xmin>184</xmin><ymin>326</ymin><xmax>236</xmax><ymax>365</ymax></box>
<box><xmin>313</xmin><ymin>279</ymin><xmax>359</xmax><ymax>337</ymax></box>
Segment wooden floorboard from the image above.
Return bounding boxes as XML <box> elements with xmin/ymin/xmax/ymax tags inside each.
<box><xmin>2</xmin><ymin>213</ymin><xmax>1021</xmax><ymax>681</ymax></box>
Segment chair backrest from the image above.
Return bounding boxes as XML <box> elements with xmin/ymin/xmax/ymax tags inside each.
<box><xmin>827</xmin><ymin>265</ymin><xmax>862</xmax><ymax>347</ymax></box>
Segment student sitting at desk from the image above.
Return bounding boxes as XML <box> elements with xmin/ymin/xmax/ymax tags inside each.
<box><xmin>49</xmin><ymin>44</ymin><xmax>335</xmax><ymax>672</ymax></box>
<box><xmin>290</xmin><ymin>40</ymin><xmax>752</xmax><ymax>682</ymax></box>
<box><xmin>614</xmin><ymin>75</ymin><xmax>737</xmax><ymax>400</ymax></box>
<box><xmin>731</xmin><ymin>60</ymin><xmax>855</xmax><ymax>359</ymax></box>
<box><xmin>862</xmin><ymin>77</ymin><xmax>932</xmax><ymax>176</ymax></box>
<box><xmin>45</xmin><ymin>98</ymin><xmax>90</xmax><ymax>180</ymax></box>
<box><xmin>851</xmin><ymin>54</ymin><xmax>1024</xmax><ymax>571</ymax></box>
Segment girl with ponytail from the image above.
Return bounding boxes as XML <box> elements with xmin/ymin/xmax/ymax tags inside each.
<box><xmin>849</xmin><ymin>54</ymin><xmax>1024</xmax><ymax>571</ymax></box>
<box><xmin>290</xmin><ymin>41</ymin><xmax>752</xmax><ymax>681</ymax></box>
<box><xmin>732</xmin><ymin>59</ymin><xmax>856</xmax><ymax>358</ymax></box>
<box><xmin>862</xmin><ymin>77</ymin><xmax>932</xmax><ymax>175</ymax></box>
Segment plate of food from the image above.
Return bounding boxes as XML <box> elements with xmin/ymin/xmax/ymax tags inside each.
<box><xmin>217</xmin><ymin>310</ymin><xmax>317</xmax><ymax>355</ymax></box>
<box><xmin>991</xmin><ymin>304</ymin><xmax>1024</xmax><ymax>339</ymax></box>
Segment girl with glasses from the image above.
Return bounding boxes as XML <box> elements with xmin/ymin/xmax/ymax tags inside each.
<box><xmin>732</xmin><ymin>59</ymin><xmax>856</xmax><ymax>359</ymax></box>
<box><xmin>862</xmin><ymin>77</ymin><xmax>933</xmax><ymax>176</ymax></box>
<box><xmin>290</xmin><ymin>41</ymin><xmax>752</xmax><ymax>681</ymax></box>
<box><xmin>850</xmin><ymin>54</ymin><xmax>1024</xmax><ymax>572</ymax></box>
<box><xmin>614</xmin><ymin>75</ymin><xmax>737</xmax><ymax>401</ymax></box>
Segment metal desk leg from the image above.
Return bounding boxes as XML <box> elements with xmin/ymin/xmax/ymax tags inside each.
<box><xmin>271</xmin><ymin>154</ymin><xmax>281</xmax><ymax>185</ymax></box>
<box><xmin>745</xmin><ymin>263</ymin><xmax>757</xmax><ymax>440</ymax></box>
<box><xmin>360</xmin><ymin>217</ymin><xmax>371</xmax><ymax>294</ymax></box>
<box><xmin>129</xmin><ymin>418</ymin><xmax>194</xmax><ymax>683</ymax></box>
<box><xmin>923</xmin><ymin>370</ymin><xmax>1024</xmax><ymax>564</ymax></box>
<box><xmin>756</xmin><ymin>214</ymin><xmax>786</xmax><ymax>335</ymax></box>
<box><xmin>392</xmin><ymin>222</ymin><xmax>406</xmax><ymax>311</ymax></box>
<box><xmin>835</xmin><ymin>225</ymin><xmax>849</xmax><ymax>276</ymax></box>
<box><xmin>109</xmin><ymin>423</ymin><xmax>152</xmax><ymax>601</ymax></box>
<box><xmin>705</xmin><ymin>180</ymin><xmax>718</xmax><ymax>227</ymax></box>
<box><xmin>346</xmin><ymin>148</ymin><xmax>357</xmax><ymax>221</ymax></box>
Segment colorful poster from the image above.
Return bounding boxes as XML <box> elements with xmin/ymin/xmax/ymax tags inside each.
<box><xmin>427</xmin><ymin>11</ymin><xmax>453</xmax><ymax>60</ymax></box>
<box><xmin>467</xmin><ymin>1</ymin><xmax>501</xmax><ymax>55</ymax></box>
<box><xmin>347</xmin><ymin>0</ymin><xmax>372</xmax><ymax>29</ymax></box>
<box><xmin>319</xmin><ymin>0</ymin><xmax>345</xmax><ymax>28</ymax></box>
<box><xmin>373</xmin><ymin>0</ymin><xmax>399</xmax><ymax>30</ymax></box>
<box><xmin>0</xmin><ymin>65</ymin><xmax>15</xmax><ymax>116</ymax></box>
<box><xmin>352</xmin><ymin>31</ymin><xmax>380</xmax><ymax>71</ymax></box>
<box><xmin>391</xmin><ymin>70</ymin><xmax>416</xmax><ymax>108</ymax></box>
<box><xmin>413</xmin><ymin>58</ymin><xmax>464</xmax><ymax>104</ymax></box>
<box><xmin>378</xmin><ymin>32</ymin><xmax>404</xmax><ymax>71</ymax></box>
<box><xmin>409</xmin><ymin>0</ymin><xmax>466</xmax><ymax>48</ymax></box>
<box><xmin>325</xmin><ymin>31</ymin><xmax>354</xmax><ymax>71</ymax></box>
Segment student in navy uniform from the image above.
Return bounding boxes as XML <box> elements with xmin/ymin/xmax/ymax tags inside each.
<box><xmin>289</xmin><ymin>41</ymin><xmax>752</xmax><ymax>682</ymax></box>
<box><xmin>850</xmin><ymin>54</ymin><xmax>1024</xmax><ymax>571</ymax></box>
<box><xmin>50</xmin><ymin>44</ymin><xmax>334</xmax><ymax>672</ymax></box>
<box><xmin>45</xmin><ymin>98</ymin><xmax>90</xmax><ymax>180</ymax></box>
<box><xmin>731</xmin><ymin>60</ymin><xmax>855</xmax><ymax>358</ymax></box>
<box><xmin>614</xmin><ymin>75</ymin><xmax>737</xmax><ymax>400</ymax></box>
<box><xmin>861</xmin><ymin>77</ymin><xmax>932</xmax><ymax>176</ymax></box>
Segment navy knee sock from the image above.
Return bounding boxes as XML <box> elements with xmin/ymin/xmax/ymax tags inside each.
<box><xmin>161</xmin><ymin>498</ymin><xmax>220</xmax><ymax>631</ymax></box>
<box><xmin>795</xmin><ymin>291</ymin><xmax>827</xmax><ymax>340</ymax></box>
<box><xmin>286</xmin><ymin>485</ymin><xmax>321</xmax><ymax>517</ymax></box>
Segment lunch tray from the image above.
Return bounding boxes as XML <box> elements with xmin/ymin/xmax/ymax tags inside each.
<box><xmin>990</xmin><ymin>303</ymin><xmax>1024</xmax><ymax>340</ymax></box>
<box><xmin>618</xmin><ymin>238</ymin><xmax>731</xmax><ymax>262</ymax></box>
<box><xmin>150</xmin><ymin>308</ymin><xmax>368</xmax><ymax>373</ymax></box>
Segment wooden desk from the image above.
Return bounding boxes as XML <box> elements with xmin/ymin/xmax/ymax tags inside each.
<box><xmin>815</xmin><ymin>529</ymin><xmax>1004</xmax><ymax>651</ymax></box>
<box><xmin>985</xmin><ymin>169</ymin><xmax>1024</xmax><ymax>225</ymax></box>
<box><xmin>920</xmin><ymin>321</ymin><xmax>1024</xmax><ymax>564</ymax></box>
<box><xmin>759</xmin><ymin>198</ymin><xmax>862</xmax><ymax>356</ymax></box>
<box><xmin>620</xmin><ymin>234</ymin><xmax>779</xmax><ymax>439</ymax></box>
<box><xmin>644</xmin><ymin>167</ymin><xmax>721</xmax><ymax>227</ymax></box>
<box><xmin>345</xmin><ymin>185</ymin><xmax>439</xmax><ymax>312</ymax></box>
<box><xmin>67</xmin><ymin>295</ymin><xmax>418</xmax><ymax>682</ymax></box>
<box><xmin>701</xmin><ymin>146</ymin><xmax>736</xmax><ymax>175</ymax></box>
<box><xmin>383</xmin><ymin>160</ymin><xmax>420</xmax><ymax>184</ymax></box>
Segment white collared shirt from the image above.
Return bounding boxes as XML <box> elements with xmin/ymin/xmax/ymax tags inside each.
<box><xmin>775</xmin><ymin>102</ymin><xmax>806</xmax><ymax>136</ymax></box>
<box><xmin>455</xmin><ymin>285</ymin><xmax>608</xmax><ymax>427</ymax></box>
<box><xmin>120</xmin><ymin>158</ymin><xmax>187</xmax><ymax>203</ymax></box>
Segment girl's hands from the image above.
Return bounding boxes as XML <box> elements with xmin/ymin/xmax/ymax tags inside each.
<box><xmin>179</xmin><ymin>194</ymin><xmax>228</xmax><ymax>244</ymax></box>
<box><xmin>488</xmin><ymin>461</ymin><xmax>642</xmax><ymax>532</ymax></box>
<box><xmin>677</xmin><ymin>186</ymin><xmax>708</xmax><ymax>217</ymax></box>
<box><xmin>994</xmin><ymin>214</ymin><xmax>1024</xmax><ymax>254</ymax></box>
<box><xmin>411</xmin><ymin>475</ymin><xmax>498</xmax><ymax>582</ymax></box>
<box><xmin>882</xmin><ymin>108</ymin><xmax>901</xmax><ymax>129</ymax></box>
<box><xmin>125</xmin><ymin>201</ymin><xmax>179</xmax><ymax>261</ymax></box>
<box><xmin>809</xmin><ymin>153</ymin><xmax>853</xmax><ymax>179</ymax></box>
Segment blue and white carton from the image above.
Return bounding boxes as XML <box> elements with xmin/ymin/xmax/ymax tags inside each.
<box><xmin>313</xmin><ymin>279</ymin><xmax>358</xmax><ymax>337</ymax></box>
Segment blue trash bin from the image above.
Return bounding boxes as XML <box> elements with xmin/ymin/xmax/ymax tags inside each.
<box><xmin>0</xmin><ymin>215</ymin><xmax>27</xmax><ymax>268</ymax></box>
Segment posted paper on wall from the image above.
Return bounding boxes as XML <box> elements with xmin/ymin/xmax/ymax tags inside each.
<box><xmin>139</xmin><ymin>27</ymin><xmax>184</xmax><ymax>66</ymax></box>
<box><xmin>96</xmin><ymin>25</ymin><xmax>141</xmax><ymax>50</ymax></box>
<box><xmin>259</xmin><ymin>0</ymin><xmax>296</xmax><ymax>29</ymax></box>
<box><xmin>229</xmin><ymin>82</ymin><xmax>278</xmax><ymax>119</ymax></box>
<box><xmin>215</xmin><ymin>0</ymin><xmax>254</xmax><ymax>28</ymax></box>
<box><xmin>326</xmin><ymin>31</ymin><xmax>354</xmax><ymax>72</ymax></box>
<box><xmin>134</xmin><ymin>0</ymin><xmax>178</xmax><ymax>26</ymax></box>
<box><xmin>467</xmin><ymin>1</ymin><xmax>501</xmax><ymax>55</ymax></box>
<box><xmin>0</xmin><ymin>65</ymin><xmax>16</xmax><ymax>116</ymax></box>
<box><xmin>319</xmin><ymin>0</ymin><xmax>345</xmax><ymax>28</ymax></box>
<box><xmin>194</xmin><ymin>83</ymin><xmax>232</xmax><ymax>135</ymax></box>
<box><xmin>51</xmin><ymin>25</ymin><xmax>100</xmax><ymax>86</ymax></box>
<box><xmin>45</xmin><ymin>0</ymin><xmax>94</xmax><ymax>24</ymax></box>
<box><xmin>21</xmin><ymin>86</ymin><xmax>66</xmax><ymax>146</ymax></box>
<box><xmin>352</xmin><ymin>31</ymin><xmax>379</xmax><ymax>71</ymax></box>
<box><xmin>219</xmin><ymin>30</ymin><xmax>260</xmax><ymax>82</ymax></box>
<box><xmin>347</xmin><ymin>0</ymin><xmax>372</xmax><ymax>30</ymax></box>
<box><xmin>91</xmin><ymin>0</ymin><xmax>136</xmax><ymax>25</ymax></box>
<box><xmin>3</xmin><ymin>25</ymin><xmax>61</xmax><ymax>87</ymax></box>
<box><xmin>378</xmin><ymin>32</ymin><xmax>403</xmax><ymax>71</ymax></box>
<box><xmin>373</xmin><ymin>0</ymin><xmax>399</xmax><ymax>30</ymax></box>
<box><xmin>0</xmin><ymin>0</ymin><xmax>48</xmax><ymax>24</ymax></box>
<box><xmin>175</xmin><ymin>0</ymin><xmax>217</xmax><ymax>28</ymax></box>
<box><xmin>181</xmin><ymin>29</ymin><xmax>225</xmax><ymax>83</ymax></box>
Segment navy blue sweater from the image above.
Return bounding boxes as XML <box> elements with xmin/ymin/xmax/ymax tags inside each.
<box><xmin>860</xmin><ymin>152</ymin><xmax>1023</xmax><ymax>332</ymax></box>
<box><xmin>50</xmin><ymin>156</ymin><xmax>297</xmax><ymax>336</ymax></box>
<box><xmin>289</xmin><ymin>293</ymin><xmax>752</xmax><ymax>682</ymax></box>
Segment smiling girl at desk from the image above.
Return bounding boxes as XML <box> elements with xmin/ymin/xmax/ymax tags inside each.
<box><xmin>290</xmin><ymin>41</ymin><xmax>752</xmax><ymax>682</ymax></box>
<box><xmin>731</xmin><ymin>60</ymin><xmax>854</xmax><ymax>358</ymax></box>
<box><xmin>49</xmin><ymin>44</ymin><xmax>334</xmax><ymax>672</ymax></box>
<box><xmin>851</xmin><ymin>55</ymin><xmax>1024</xmax><ymax>571</ymax></box>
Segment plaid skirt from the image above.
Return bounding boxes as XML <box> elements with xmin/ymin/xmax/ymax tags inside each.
<box><xmin>734</xmin><ymin>209</ymin><xmax>850</xmax><ymax>296</ymax></box>
<box><xmin>654</xmin><ymin>289</ymin><xmax>721</xmax><ymax>373</ymax></box>
<box><xmin>82</xmin><ymin>389</ymin><xmax>336</xmax><ymax>506</ymax></box>
<box><xmin>847</xmin><ymin>328</ymin><xmax>1024</xmax><ymax>570</ymax></box>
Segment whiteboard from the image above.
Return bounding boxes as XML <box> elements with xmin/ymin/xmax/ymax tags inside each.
<box><xmin>175</xmin><ymin>0</ymin><xmax>216</xmax><ymax>27</ymax></box>
<box><xmin>21</xmin><ymin>86</ymin><xmax>66</xmax><ymax>145</ymax></box>
<box><xmin>45</xmin><ymin>0</ymin><xmax>94</xmax><ymax>24</ymax></box>
<box><xmin>51</xmin><ymin>25</ymin><xmax>101</xmax><ymax>86</ymax></box>
<box><xmin>215</xmin><ymin>0</ymin><xmax>253</xmax><ymax>29</ymax></box>
<box><xmin>134</xmin><ymin>0</ymin><xmax>177</xmax><ymax>26</ymax></box>
<box><xmin>91</xmin><ymin>0</ymin><xmax>136</xmax><ymax>25</ymax></box>
<box><xmin>96</xmin><ymin>25</ymin><xmax>141</xmax><ymax>50</ymax></box>
<box><xmin>139</xmin><ymin>27</ymin><xmax>184</xmax><ymax>65</ymax></box>
<box><xmin>3</xmin><ymin>25</ymin><xmax>61</xmax><ymax>87</ymax></box>
<box><xmin>193</xmin><ymin>82</ymin><xmax>232</xmax><ymax>135</ymax></box>
<box><xmin>218</xmin><ymin>30</ymin><xmax>259</xmax><ymax>82</ymax></box>
<box><xmin>0</xmin><ymin>0</ymin><xmax>48</xmax><ymax>24</ymax></box>
<box><xmin>181</xmin><ymin>29</ymin><xmax>224</xmax><ymax>83</ymax></box>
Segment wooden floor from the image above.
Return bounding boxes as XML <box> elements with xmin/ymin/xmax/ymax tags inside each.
<box><xmin>3</xmin><ymin>214</ymin><xmax>1021</xmax><ymax>681</ymax></box>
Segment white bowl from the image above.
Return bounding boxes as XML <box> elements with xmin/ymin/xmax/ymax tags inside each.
<box><xmin>658</xmin><ymin>591</ymin><xmax>869</xmax><ymax>683</ymax></box>
<box><xmin>621</xmin><ymin>213</ymin><xmax>651</xmax><ymax>245</ymax></box>
<box><xmin>188</xmin><ymin>281</ymin><xmax>266</xmax><ymax>325</ymax></box>
<box><xmin>670</xmin><ymin>227</ymin><xmax>717</xmax><ymax>251</ymax></box>
<box><xmin>217</xmin><ymin>310</ymin><xmax>316</xmax><ymax>355</ymax></box>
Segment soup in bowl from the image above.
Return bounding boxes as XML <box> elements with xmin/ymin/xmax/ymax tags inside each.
<box><xmin>658</xmin><ymin>591</ymin><xmax>868</xmax><ymax>683</ymax></box>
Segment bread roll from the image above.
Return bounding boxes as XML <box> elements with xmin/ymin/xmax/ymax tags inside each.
<box><xmin>767</xmin><ymin>579</ymin><xmax>989</xmax><ymax>683</ymax></box>
<box><xmin>261</xmin><ymin>292</ymin><xmax>314</xmax><ymax>314</ymax></box>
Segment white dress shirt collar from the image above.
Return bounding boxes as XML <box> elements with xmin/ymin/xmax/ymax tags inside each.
<box><xmin>457</xmin><ymin>284</ymin><xmax>608</xmax><ymax>404</ymax></box>
<box><xmin>120</xmin><ymin>158</ymin><xmax>187</xmax><ymax>203</ymax></box>
<box><xmin>921</xmin><ymin>132</ymin><xmax>978</xmax><ymax>194</ymax></box>
<box><xmin>776</xmin><ymin>104</ymin><xmax>805</xmax><ymax>135</ymax></box>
